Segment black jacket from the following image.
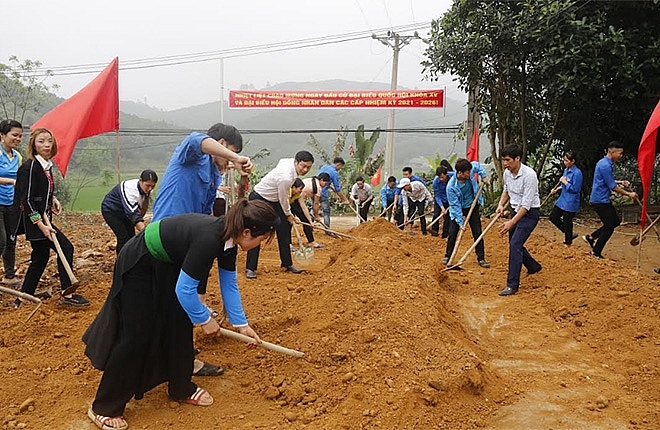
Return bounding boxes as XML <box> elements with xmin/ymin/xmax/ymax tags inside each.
<box><xmin>14</xmin><ymin>158</ymin><xmax>55</xmax><ymax>241</ymax></box>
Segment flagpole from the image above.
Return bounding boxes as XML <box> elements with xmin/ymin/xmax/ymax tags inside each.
<box><xmin>636</xmin><ymin>224</ymin><xmax>643</xmax><ymax>271</ymax></box>
<box><xmin>115</xmin><ymin>130</ymin><xmax>121</xmax><ymax>183</ymax></box>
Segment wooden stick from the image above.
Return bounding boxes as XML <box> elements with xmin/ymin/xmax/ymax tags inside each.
<box><xmin>631</xmin><ymin>213</ymin><xmax>660</xmax><ymax>246</ymax></box>
<box><xmin>296</xmin><ymin>220</ymin><xmax>356</xmax><ymax>239</ymax></box>
<box><xmin>0</xmin><ymin>286</ymin><xmax>42</xmax><ymax>323</ymax></box>
<box><xmin>377</xmin><ymin>202</ymin><xmax>394</xmax><ymax>218</ymax></box>
<box><xmin>219</xmin><ymin>327</ymin><xmax>304</xmax><ymax>358</ymax></box>
<box><xmin>443</xmin><ymin>213</ymin><xmax>501</xmax><ymax>271</ymax></box>
<box><xmin>396</xmin><ymin>209</ymin><xmax>433</xmax><ymax>229</ymax></box>
<box><xmin>633</xmin><ymin>197</ymin><xmax>660</xmax><ymax>242</ymax></box>
<box><xmin>446</xmin><ymin>181</ymin><xmax>485</xmax><ymax>266</ymax></box>
<box><xmin>636</xmin><ymin>224</ymin><xmax>642</xmax><ymax>271</ymax></box>
<box><xmin>41</xmin><ymin>215</ymin><xmax>79</xmax><ymax>286</ymax></box>
<box><xmin>540</xmin><ymin>181</ymin><xmax>561</xmax><ymax>208</ymax></box>
<box><xmin>347</xmin><ymin>202</ymin><xmax>367</xmax><ymax>223</ymax></box>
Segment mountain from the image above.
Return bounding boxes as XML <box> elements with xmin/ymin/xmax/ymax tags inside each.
<box><xmin>120</xmin><ymin>80</ymin><xmax>469</xmax><ymax>172</ymax></box>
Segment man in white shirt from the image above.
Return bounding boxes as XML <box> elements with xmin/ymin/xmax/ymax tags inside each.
<box><xmin>245</xmin><ymin>151</ymin><xmax>314</xmax><ymax>279</ymax></box>
<box><xmin>350</xmin><ymin>176</ymin><xmax>374</xmax><ymax>223</ymax></box>
<box><xmin>496</xmin><ymin>144</ymin><xmax>542</xmax><ymax>296</ymax></box>
<box><xmin>398</xmin><ymin>177</ymin><xmax>432</xmax><ymax>234</ymax></box>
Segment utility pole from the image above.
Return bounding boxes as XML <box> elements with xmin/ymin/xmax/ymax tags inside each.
<box><xmin>372</xmin><ymin>31</ymin><xmax>420</xmax><ymax>182</ymax></box>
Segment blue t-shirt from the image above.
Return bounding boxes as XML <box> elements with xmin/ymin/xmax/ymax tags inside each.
<box><xmin>153</xmin><ymin>132</ymin><xmax>221</xmax><ymax>220</ymax></box>
<box><xmin>318</xmin><ymin>164</ymin><xmax>341</xmax><ymax>198</ymax></box>
<box><xmin>432</xmin><ymin>171</ymin><xmax>454</xmax><ymax>206</ymax></box>
<box><xmin>380</xmin><ymin>184</ymin><xmax>396</xmax><ymax>208</ymax></box>
<box><xmin>555</xmin><ymin>165</ymin><xmax>583</xmax><ymax>213</ymax></box>
<box><xmin>589</xmin><ymin>156</ymin><xmax>617</xmax><ymax>204</ymax></box>
<box><xmin>0</xmin><ymin>148</ymin><xmax>21</xmax><ymax>206</ymax></box>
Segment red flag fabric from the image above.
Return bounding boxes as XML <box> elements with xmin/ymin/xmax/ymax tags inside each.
<box><xmin>32</xmin><ymin>57</ymin><xmax>119</xmax><ymax>176</ymax></box>
<box><xmin>467</xmin><ymin>126</ymin><xmax>479</xmax><ymax>162</ymax></box>
<box><xmin>637</xmin><ymin>98</ymin><xmax>660</xmax><ymax>228</ymax></box>
<box><xmin>371</xmin><ymin>166</ymin><xmax>382</xmax><ymax>186</ymax></box>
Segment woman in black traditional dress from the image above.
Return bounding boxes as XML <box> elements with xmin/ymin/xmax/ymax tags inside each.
<box><xmin>83</xmin><ymin>199</ymin><xmax>277</xmax><ymax>430</ymax></box>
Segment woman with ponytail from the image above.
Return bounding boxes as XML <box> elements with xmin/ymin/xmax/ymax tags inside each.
<box><xmin>83</xmin><ymin>199</ymin><xmax>277</xmax><ymax>430</ymax></box>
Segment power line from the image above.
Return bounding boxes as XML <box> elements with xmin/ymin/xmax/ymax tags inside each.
<box><xmin>24</xmin><ymin>22</ymin><xmax>432</xmax><ymax>78</ymax></box>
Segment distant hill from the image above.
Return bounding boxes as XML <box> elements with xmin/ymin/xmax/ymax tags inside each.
<box><xmin>120</xmin><ymin>80</ymin><xmax>469</xmax><ymax>171</ymax></box>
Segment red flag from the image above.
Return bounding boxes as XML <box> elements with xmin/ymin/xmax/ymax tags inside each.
<box><xmin>467</xmin><ymin>126</ymin><xmax>479</xmax><ymax>162</ymax></box>
<box><xmin>371</xmin><ymin>166</ymin><xmax>382</xmax><ymax>186</ymax></box>
<box><xmin>32</xmin><ymin>58</ymin><xmax>119</xmax><ymax>176</ymax></box>
<box><xmin>638</xmin><ymin>98</ymin><xmax>660</xmax><ymax>228</ymax></box>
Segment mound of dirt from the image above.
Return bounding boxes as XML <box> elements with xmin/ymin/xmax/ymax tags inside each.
<box><xmin>1</xmin><ymin>213</ymin><xmax>659</xmax><ymax>429</ymax></box>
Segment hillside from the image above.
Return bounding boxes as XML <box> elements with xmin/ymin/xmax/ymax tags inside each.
<box><xmin>120</xmin><ymin>80</ymin><xmax>468</xmax><ymax>170</ymax></box>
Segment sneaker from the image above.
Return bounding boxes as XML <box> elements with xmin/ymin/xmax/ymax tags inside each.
<box><xmin>245</xmin><ymin>269</ymin><xmax>257</xmax><ymax>279</ymax></box>
<box><xmin>528</xmin><ymin>265</ymin><xmax>543</xmax><ymax>275</ymax></box>
<box><xmin>13</xmin><ymin>298</ymin><xmax>22</xmax><ymax>309</ymax></box>
<box><xmin>58</xmin><ymin>293</ymin><xmax>90</xmax><ymax>307</ymax></box>
<box><xmin>442</xmin><ymin>257</ymin><xmax>449</xmax><ymax>265</ymax></box>
<box><xmin>478</xmin><ymin>260</ymin><xmax>490</xmax><ymax>268</ymax></box>
<box><xmin>1</xmin><ymin>278</ymin><xmax>22</xmax><ymax>288</ymax></box>
<box><xmin>582</xmin><ymin>235</ymin><xmax>594</xmax><ymax>250</ymax></box>
<box><xmin>590</xmin><ymin>252</ymin><xmax>604</xmax><ymax>259</ymax></box>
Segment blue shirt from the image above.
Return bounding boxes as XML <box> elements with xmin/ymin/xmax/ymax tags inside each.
<box><xmin>446</xmin><ymin>162</ymin><xmax>486</xmax><ymax>226</ymax></box>
<box><xmin>0</xmin><ymin>147</ymin><xmax>21</xmax><ymax>206</ymax></box>
<box><xmin>589</xmin><ymin>156</ymin><xmax>617</xmax><ymax>204</ymax></box>
<box><xmin>396</xmin><ymin>175</ymin><xmax>425</xmax><ymax>206</ymax></box>
<box><xmin>153</xmin><ymin>132</ymin><xmax>221</xmax><ymax>220</ymax></box>
<box><xmin>318</xmin><ymin>164</ymin><xmax>341</xmax><ymax>198</ymax></box>
<box><xmin>380</xmin><ymin>184</ymin><xmax>396</xmax><ymax>208</ymax></box>
<box><xmin>432</xmin><ymin>171</ymin><xmax>454</xmax><ymax>206</ymax></box>
<box><xmin>555</xmin><ymin>165</ymin><xmax>583</xmax><ymax>213</ymax></box>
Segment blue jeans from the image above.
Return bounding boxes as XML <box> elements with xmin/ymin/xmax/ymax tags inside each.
<box><xmin>320</xmin><ymin>195</ymin><xmax>331</xmax><ymax>229</ymax></box>
<box><xmin>506</xmin><ymin>208</ymin><xmax>541</xmax><ymax>289</ymax></box>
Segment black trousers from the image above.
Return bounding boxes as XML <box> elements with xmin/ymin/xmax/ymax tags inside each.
<box><xmin>0</xmin><ymin>204</ymin><xmax>20</xmax><ymax>279</ymax></box>
<box><xmin>21</xmin><ymin>229</ymin><xmax>74</xmax><ymax>296</ymax></box>
<box><xmin>549</xmin><ymin>205</ymin><xmax>576</xmax><ymax>245</ymax></box>
<box><xmin>102</xmin><ymin>210</ymin><xmax>135</xmax><ymax>255</ymax></box>
<box><xmin>406</xmin><ymin>200</ymin><xmax>428</xmax><ymax>234</ymax></box>
<box><xmin>590</xmin><ymin>203</ymin><xmax>620</xmax><ymax>256</ymax></box>
<box><xmin>431</xmin><ymin>201</ymin><xmax>450</xmax><ymax>238</ymax></box>
<box><xmin>291</xmin><ymin>200</ymin><xmax>314</xmax><ymax>243</ymax></box>
<box><xmin>246</xmin><ymin>191</ymin><xmax>293</xmax><ymax>270</ymax></box>
<box><xmin>445</xmin><ymin>205</ymin><xmax>484</xmax><ymax>261</ymax></box>
<box><xmin>358</xmin><ymin>200</ymin><xmax>372</xmax><ymax>223</ymax></box>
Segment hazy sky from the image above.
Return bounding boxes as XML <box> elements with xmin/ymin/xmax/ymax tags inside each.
<box><xmin>3</xmin><ymin>0</ymin><xmax>458</xmax><ymax>111</ymax></box>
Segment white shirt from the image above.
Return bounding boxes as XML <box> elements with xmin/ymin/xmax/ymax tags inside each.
<box><xmin>350</xmin><ymin>183</ymin><xmax>374</xmax><ymax>203</ymax></box>
<box><xmin>503</xmin><ymin>163</ymin><xmax>540</xmax><ymax>212</ymax></box>
<box><xmin>401</xmin><ymin>181</ymin><xmax>432</xmax><ymax>216</ymax></box>
<box><xmin>254</xmin><ymin>158</ymin><xmax>298</xmax><ymax>216</ymax></box>
<box><xmin>301</xmin><ymin>177</ymin><xmax>321</xmax><ymax>199</ymax></box>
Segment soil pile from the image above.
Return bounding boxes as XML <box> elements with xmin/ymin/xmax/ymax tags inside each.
<box><xmin>0</xmin><ymin>213</ymin><xmax>659</xmax><ymax>429</ymax></box>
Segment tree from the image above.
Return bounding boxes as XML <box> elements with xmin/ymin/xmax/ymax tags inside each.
<box><xmin>345</xmin><ymin>125</ymin><xmax>383</xmax><ymax>184</ymax></box>
<box><xmin>422</xmin><ymin>0</ymin><xmax>660</xmax><ymax>196</ymax></box>
<box><xmin>0</xmin><ymin>56</ymin><xmax>59</xmax><ymax>124</ymax></box>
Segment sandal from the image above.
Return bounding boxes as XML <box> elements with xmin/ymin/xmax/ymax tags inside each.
<box><xmin>193</xmin><ymin>361</ymin><xmax>225</xmax><ymax>376</ymax></box>
<box><xmin>182</xmin><ymin>387</ymin><xmax>214</xmax><ymax>406</ymax></box>
<box><xmin>87</xmin><ymin>407</ymin><xmax>128</xmax><ymax>430</ymax></box>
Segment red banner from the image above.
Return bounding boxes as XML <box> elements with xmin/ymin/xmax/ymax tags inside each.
<box><xmin>229</xmin><ymin>90</ymin><xmax>444</xmax><ymax>109</ymax></box>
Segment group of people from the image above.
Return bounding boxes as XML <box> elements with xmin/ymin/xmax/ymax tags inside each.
<box><xmin>1</xmin><ymin>121</ymin><xmax>89</xmax><ymax>309</ymax></box>
<box><xmin>2</xmin><ymin>115</ymin><xmax>652</xmax><ymax>430</ymax></box>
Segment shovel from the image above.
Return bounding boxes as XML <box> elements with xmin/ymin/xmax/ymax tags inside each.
<box><xmin>446</xmin><ymin>181</ymin><xmax>485</xmax><ymax>266</ymax></box>
<box><xmin>443</xmin><ymin>212</ymin><xmax>502</xmax><ymax>271</ymax></box>
<box><xmin>291</xmin><ymin>222</ymin><xmax>314</xmax><ymax>266</ymax></box>
<box><xmin>631</xmin><ymin>213</ymin><xmax>660</xmax><ymax>246</ymax></box>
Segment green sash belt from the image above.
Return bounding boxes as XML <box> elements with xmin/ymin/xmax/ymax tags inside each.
<box><xmin>144</xmin><ymin>221</ymin><xmax>172</xmax><ymax>263</ymax></box>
